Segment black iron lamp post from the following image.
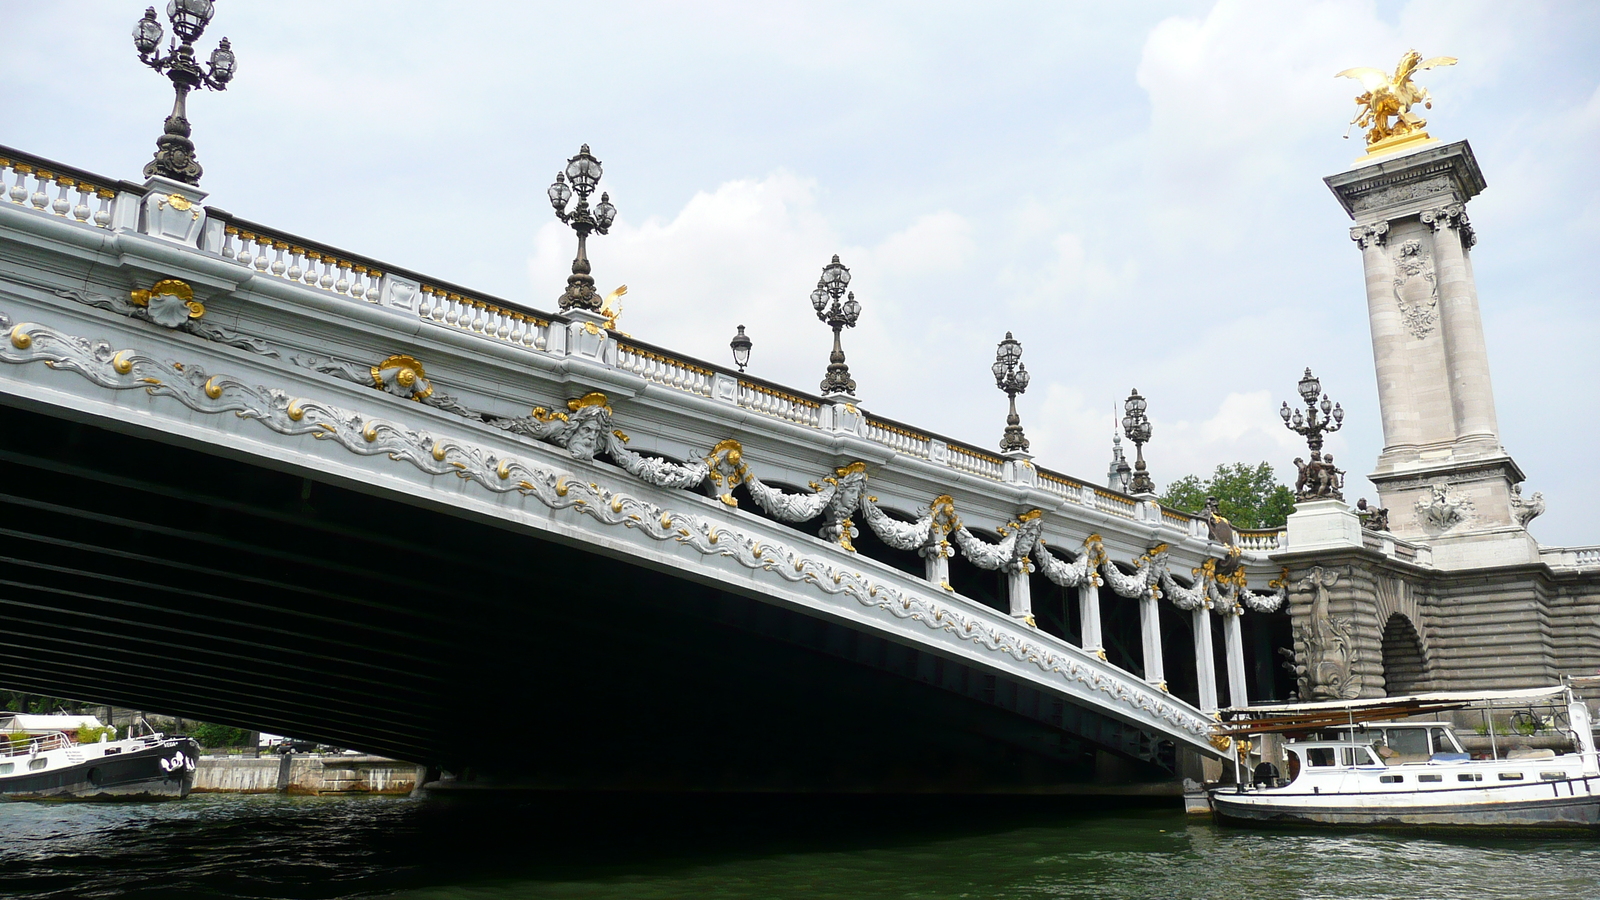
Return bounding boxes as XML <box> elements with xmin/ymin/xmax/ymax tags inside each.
<box><xmin>1122</xmin><ymin>389</ymin><xmax>1155</xmax><ymax>494</ymax></box>
<box><xmin>992</xmin><ymin>332</ymin><xmax>1031</xmax><ymax>453</ymax></box>
<box><xmin>811</xmin><ymin>255</ymin><xmax>861</xmax><ymax>396</ymax></box>
<box><xmin>548</xmin><ymin>145</ymin><xmax>618</xmax><ymax>312</ymax></box>
<box><xmin>1280</xmin><ymin>367</ymin><xmax>1345</xmax><ymax>500</ymax></box>
<box><xmin>729</xmin><ymin>325</ymin><xmax>752</xmax><ymax>372</ymax></box>
<box><xmin>132</xmin><ymin>1</ymin><xmax>236</xmax><ymax>185</ymax></box>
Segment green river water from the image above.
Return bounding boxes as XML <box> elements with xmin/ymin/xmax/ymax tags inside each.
<box><xmin>0</xmin><ymin>793</ymin><xmax>1596</xmax><ymax>899</ymax></box>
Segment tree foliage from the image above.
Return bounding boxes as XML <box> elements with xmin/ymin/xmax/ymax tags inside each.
<box><xmin>1161</xmin><ymin>461</ymin><xmax>1296</xmax><ymax>529</ymax></box>
<box><xmin>190</xmin><ymin>723</ymin><xmax>251</xmax><ymax>748</ymax></box>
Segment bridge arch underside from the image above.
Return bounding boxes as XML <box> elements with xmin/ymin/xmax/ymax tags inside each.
<box><xmin>0</xmin><ymin>401</ymin><xmax>1181</xmax><ymax>792</ymax></box>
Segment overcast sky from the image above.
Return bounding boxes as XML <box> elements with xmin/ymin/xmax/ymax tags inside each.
<box><xmin>5</xmin><ymin>2</ymin><xmax>1597</xmax><ymax>543</ymax></box>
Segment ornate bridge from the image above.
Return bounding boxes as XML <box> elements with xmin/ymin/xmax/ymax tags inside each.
<box><xmin>0</xmin><ymin>145</ymin><xmax>1292</xmax><ymax>789</ymax></box>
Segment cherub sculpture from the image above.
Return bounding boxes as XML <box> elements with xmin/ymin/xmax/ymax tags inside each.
<box><xmin>1338</xmin><ymin>50</ymin><xmax>1457</xmax><ymax>147</ymax></box>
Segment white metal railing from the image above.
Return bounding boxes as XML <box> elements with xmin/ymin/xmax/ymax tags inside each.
<box><xmin>1</xmin><ymin>156</ymin><xmax>115</xmax><ymax>228</ymax></box>
<box><xmin>738</xmin><ymin>381</ymin><xmax>823</xmax><ymax>428</ymax></box>
<box><xmin>420</xmin><ymin>287</ymin><xmax>548</xmax><ymax>350</ymax></box>
<box><xmin>1235</xmin><ymin>529</ymin><xmax>1286</xmax><ymax>552</ymax></box>
<box><xmin>618</xmin><ymin>344</ymin><xmax>715</xmax><ymax>398</ymax></box>
<box><xmin>947</xmin><ymin>444</ymin><xmax>1004</xmax><ymax>480</ymax></box>
<box><xmin>0</xmin><ymin>730</ymin><xmax>71</xmax><ymax>757</ymax></box>
<box><xmin>865</xmin><ymin>418</ymin><xmax>933</xmax><ymax>459</ymax></box>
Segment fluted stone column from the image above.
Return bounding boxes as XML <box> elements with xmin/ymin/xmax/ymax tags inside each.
<box><xmin>1140</xmin><ymin>592</ymin><xmax>1165</xmax><ymax>687</ymax></box>
<box><xmin>1351</xmin><ymin>222</ymin><xmax>1421</xmax><ymax>452</ymax></box>
<box><xmin>1193</xmin><ymin>607</ymin><xmax>1219</xmax><ymax>711</ymax></box>
<box><xmin>1422</xmin><ymin>203</ymin><xmax>1499</xmax><ymax>446</ymax></box>
<box><xmin>1078</xmin><ymin>582</ymin><xmax>1103</xmax><ymax>657</ymax></box>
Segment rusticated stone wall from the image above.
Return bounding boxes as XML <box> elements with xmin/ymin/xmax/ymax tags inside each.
<box><xmin>1279</xmin><ymin>548</ymin><xmax>1600</xmax><ymax>699</ymax></box>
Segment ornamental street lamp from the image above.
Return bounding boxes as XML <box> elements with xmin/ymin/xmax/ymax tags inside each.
<box><xmin>811</xmin><ymin>254</ymin><xmax>861</xmax><ymax>396</ymax></box>
<box><xmin>548</xmin><ymin>144</ymin><xmax>618</xmax><ymax>312</ymax></box>
<box><xmin>729</xmin><ymin>325</ymin><xmax>752</xmax><ymax>372</ymax></box>
<box><xmin>132</xmin><ymin>2</ymin><xmax>237</xmax><ymax>185</ymax></box>
<box><xmin>1122</xmin><ymin>388</ymin><xmax>1155</xmax><ymax>495</ymax></box>
<box><xmin>992</xmin><ymin>331</ymin><xmax>1031</xmax><ymax>453</ymax></box>
<box><xmin>1280</xmin><ymin>367</ymin><xmax>1346</xmax><ymax>500</ymax></box>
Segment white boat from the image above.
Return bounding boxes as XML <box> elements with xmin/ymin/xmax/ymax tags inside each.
<box><xmin>0</xmin><ymin>714</ymin><xmax>199</xmax><ymax>801</ymax></box>
<box><xmin>1204</xmin><ymin>685</ymin><xmax>1600</xmax><ymax>830</ymax></box>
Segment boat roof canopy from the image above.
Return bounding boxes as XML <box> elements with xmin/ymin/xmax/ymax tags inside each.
<box><xmin>0</xmin><ymin>714</ymin><xmax>104</xmax><ymax>732</ymax></box>
<box><xmin>1222</xmin><ymin>685</ymin><xmax>1571</xmax><ymax>718</ymax></box>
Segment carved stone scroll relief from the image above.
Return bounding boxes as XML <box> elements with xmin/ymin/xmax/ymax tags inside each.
<box><xmin>1391</xmin><ymin>239</ymin><xmax>1439</xmax><ymax>340</ymax></box>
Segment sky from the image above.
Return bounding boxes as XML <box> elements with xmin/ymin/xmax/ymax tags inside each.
<box><xmin>4</xmin><ymin>1</ymin><xmax>1597</xmax><ymax>544</ymax></box>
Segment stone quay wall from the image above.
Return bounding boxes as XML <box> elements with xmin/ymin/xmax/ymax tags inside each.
<box><xmin>194</xmin><ymin>755</ymin><xmax>426</xmax><ymax>795</ymax></box>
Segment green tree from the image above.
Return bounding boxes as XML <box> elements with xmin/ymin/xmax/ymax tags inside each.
<box><xmin>1161</xmin><ymin>461</ymin><xmax>1296</xmax><ymax>529</ymax></box>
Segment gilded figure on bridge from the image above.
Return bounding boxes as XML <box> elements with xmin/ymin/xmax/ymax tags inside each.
<box><xmin>1338</xmin><ymin>50</ymin><xmax>1456</xmax><ymax>150</ymax></box>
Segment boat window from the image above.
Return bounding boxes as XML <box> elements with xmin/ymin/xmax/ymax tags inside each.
<box><xmin>1498</xmin><ymin>772</ymin><xmax>1524</xmax><ymax>781</ymax></box>
<box><xmin>28</xmin><ymin>758</ymin><xmax>46</xmax><ymax>770</ymax></box>
<box><xmin>1418</xmin><ymin>774</ymin><xmax>1442</xmax><ymax>783</ymax></box>
<box><xmin>1306</xmin><ymin>747</ymin><xmax>1336</xmax><ymax>767</ymax></box>
<box><xmin>1379</xmin><ymin>774</ymin><xmax>1404</xmax><ymax>783</ymax></box>
<box><xmin>1385</xmin><ymin>728</ymin><xmax>1429</xmax><ymax>757</ymax></box>
<box><xmin>1458</xmin><ymin>773</ymin><xmax>1482</xmax><ymax>782</ymax></box>
<box><xmin>1540</xmin><ymin>772</ymin><xmax>1566</xmax><ymax>781</ymax></box>
<box><xmin>0</xmin><ymin>762</ymin><xmax>10</xmax><ymax>774</ymax></box>
<box><xmin>1342</xmin><ymin>746</ymin><xmax>1376</xmax><ymax>766</ymax></box>
<box><xmin>1429</xmin><ymin>727</ymin><xmax>1463</xmax><ymax>754</ymax></box>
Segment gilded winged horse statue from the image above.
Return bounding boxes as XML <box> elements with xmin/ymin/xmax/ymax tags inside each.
<box><xmin>1338</xmin><ymin>50</ymin><xmax>1456</xmax><ymax>148</ymax></box>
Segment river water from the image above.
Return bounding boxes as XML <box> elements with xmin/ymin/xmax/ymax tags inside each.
<box><xmin>1</xmin><ymin>793</ymin><xmax>1596</xmax><ymax>899</ymax></box>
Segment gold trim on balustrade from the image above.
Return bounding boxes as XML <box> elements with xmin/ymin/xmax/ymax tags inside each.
<box><xmin>419</xmin><ymin>285</ymin><xmax>549</xmax><ymax>328</ymax></box>
<box><xmin>617</xmin><ymin>343</ymin><xmax>715</xmax><ymax>377</ymax></box>
<box><xmin>738</xmin><ymin>381</ymin><xmax>821</xmax><ymax>409</ymax></box>
<box><xmin>865</xmin><ymin>419</ymin><xmax>930</xmax><ymax>443</ymax></box>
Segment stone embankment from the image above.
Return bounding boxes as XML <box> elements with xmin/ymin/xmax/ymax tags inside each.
<box><xmin>194</xmin><ymin>754</ymin><xmax>426</xmax><ymax>795</ymax></box>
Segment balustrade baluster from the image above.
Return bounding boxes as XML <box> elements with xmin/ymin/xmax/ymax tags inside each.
<box><xmin>93</xmin><ymin>189</ymin><xmax>114</xmax><ymax>227</ymax></box>
<box><xmin>51</xmin><ymin>176</ymin><xmax>72</xmax><ymax>215</ymax></box>
<box><xmin>350</xmin><ymin>266</ymin><xmax>367</xmax><ymax>298</ymax></box>
<box><xmin>8</xmin><ymin>165</ymin><xmax>30</xmax><ymax>204</ymax></box>
<box><xmin>271</xmin><ymin>242</ymin><xmax>288</xmax><ymax>276</ymax></box>
<box><xmin>444</xmin><ymin>294</ymin><xmax>462</xmax><ymax>326</ymax></box>
<box><xmin>236</xmin><ymin>232</ymin><xmax>255</xmax><ymax>268</ymax></box>
<box><xmin>333</xmin><ymin>260</ymin><xmax>350</xmax><ymax>293</ymax></box>
<box><xmin>29</xmin><ymin>170</ymin><xmax>50</xmax><ymax>209</ymax></box>
<box><xmin>285</xmin><ymin>247</ymin><xmax>304</xmax><ymax>281</ymax></box>
<box><xmin>365</xmin><ymin>270</ymin><xmax>382</xmax><ymax>301</ymax></box>
<box><xmin>71</xmin><ymin>182</ymin><xmax>92</xmax><ymax>221</ymax></box>
<box><xmin>253</xmin><ymin>236</ymin><xmax>271</xmax><ymax>272</ymax></box>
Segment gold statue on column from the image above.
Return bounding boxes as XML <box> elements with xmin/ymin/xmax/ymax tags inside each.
<box><xmin>1337</xmin><ymin>50</ymin><xmax>1456</xmax><ymax>158</ymax></box>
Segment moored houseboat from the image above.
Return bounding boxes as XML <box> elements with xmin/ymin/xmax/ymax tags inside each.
<box><xmin>1203</xmin><ymin>685</ymin><xmax>1600</xmax><ymax>829</ymax></box>
<box><xmin>0</xmin><ymin>714</ymin><xmax>199</xmax><ymax>801</ymax></box>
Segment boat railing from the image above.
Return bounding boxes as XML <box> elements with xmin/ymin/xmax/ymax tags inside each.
<box><xmin>0</xmin><ymin>730</ymin><xmax>73</xmax><ymax>757</ymax></box>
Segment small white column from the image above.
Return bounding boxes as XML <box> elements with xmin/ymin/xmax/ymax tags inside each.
<box><xmin>921</xmin><ymin>543</ymin><xmax>952</xmax><ymax>591</ymax></box>
<box><xmin>1223</xmin><ymin>611</ymin><xmax>1249</xmax><ymax>708</ymax></box>
<box><xmin>1078</xmin><ymin>582</ymin><xmax>1103</xmax><ymax>656</ymax></box>
<box><xmin>1007</xmin><ymin>569</ymin><xmax>1032</xmax><ymax>622</ymax></box>
<box><xmin>1140</xmin><ymin>592</ymin><xmax>1165</xmax><ymax>687</ymax></box>
<box><xmin>1193</xmin><ymin>607</ymin><xmax>1219</xmax><ymax>711</ymax></box>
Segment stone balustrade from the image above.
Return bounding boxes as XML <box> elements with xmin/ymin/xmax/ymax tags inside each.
<box><xmin>1</xmin><ymin>146</ymin><xmax>120</xmax><ymax>229</ymax></box>
<box><xmin>737</xmin><ymin>380</ymin><xmax>824</xmax><ymax>428</ymax></box>
<box><xmin>617</xmin><ymin>342</ymin><xmax>716</xmax><ymax>398</ymax></box>
<box><xmin>1235</xmin><ymin>529</ymin><xmax>1286</xmax><ymax>552</ymax></box>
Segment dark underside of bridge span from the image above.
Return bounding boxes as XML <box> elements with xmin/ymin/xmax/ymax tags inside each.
<box><xmin>0</xmin><ymin>399</ymin><xmax>1183</xmax><ymax>792</ymax></box>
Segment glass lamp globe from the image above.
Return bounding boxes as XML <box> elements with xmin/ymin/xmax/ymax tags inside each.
<box><xmin>594</xmin><ymin>193</ymin><xmax>617</xmax><ymax>229</ymax></box>
<box><xmin>1298</xmin><ymin>367</ymin><xmax>1321</xmax><ymax>405</ymax></box>
<box><xmin>547</xmin><ymin>173</ymin><xmax>572</xmax><ymax>211</ymax></box>
<box><xmin>208</xmin><ymin>37</ymin><xmax>235</xmax><ymax>83</ymax></box>
<box><xmin>167</xmin><ymin>0</ymin><xmax>215</xmax><ymax>42</ymax></box>
<box><xmin>133</xmin><ymin>7</ymin><xmax>164</xmax><ymax>55</ymax></box>
<box><xmin>565</xmin><ymin>145</ymin><xmax>602</xmax><ymax>194</ymax></box>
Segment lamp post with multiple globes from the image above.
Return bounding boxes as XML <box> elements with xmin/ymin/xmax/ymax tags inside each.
<box><xmin>547</xmin><ymin>145</ymin><xmax>618</xmax><ymax>312</ymax></box>
<box><xmin>131</xmin><ymin>1</ymin><xmax>237</xmax><ymax>185</ymax></box>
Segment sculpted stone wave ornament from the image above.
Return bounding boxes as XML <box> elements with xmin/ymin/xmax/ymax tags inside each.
<box><xmin>1292</xmin><ymin>566</ymin><xmax>1361</xmax><ymax>701</ymax></box>
<box><xmin>0</xmin><ymin>310</ymin><xmax>1213</xmax><ymax>741</ymax></box>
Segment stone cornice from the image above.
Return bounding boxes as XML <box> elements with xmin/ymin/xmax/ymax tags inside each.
<box><xmin>1324</xmin><ymin>140</ymin><xmax>1487</xmax><ymax>223</ymax></box>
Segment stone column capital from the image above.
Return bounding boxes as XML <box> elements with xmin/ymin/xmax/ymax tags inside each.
<box><xmin>1420</xmin><ymin>202</ymin><xmax>1477</xmax><ymax>249</ymax></box>
<box><xmin>1349</xmin><ymin>221</ymin><xmax>1389</xmax><ymax>250</ymax></box>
